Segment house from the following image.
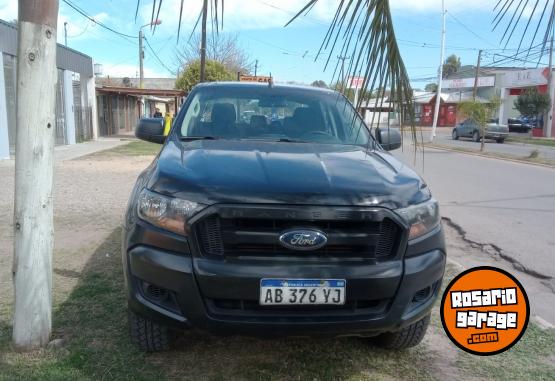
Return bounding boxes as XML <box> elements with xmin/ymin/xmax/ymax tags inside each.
<box><xmin>95</xmin><ymin>77</ymin><xmax>185</xmax><ymax>136</ymax></box>
<box><xmin>442</xmin><ymin>65</ymin><xmax>555</xmax><ymax>136</ymax></box>
<box><xmin>358</xmin><ymin>99</ymin><xmax>397</xmax><ymax>127</ymax></box>
<box><xmin>0</xmin><ymin>19</ymin><xmax>98</xmax><ymax>159</ymax></box>
<box><xmin>413</xmin><ymin>91</ymin><xmax>489</xmax><ymax>127</ymax></box>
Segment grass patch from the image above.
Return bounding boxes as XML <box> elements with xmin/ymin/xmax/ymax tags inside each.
<box><xmin>1</xmin><ymin>234</ymin><xmax>554</xmax><ymax>380</ymax></box>
<box><xmin>90</xmin><ymin>141</ymin><xmax>161</xmax><ymax>157</ymax></box>
<box><xmin>506</xmin><ymin>136</ymin><xmax>555</xmax><ymax>148</ymax></box>
<box><xmin>423</xmin><ymin>142</ymin><xmax>555</xmax><ymax>167</ymax></box>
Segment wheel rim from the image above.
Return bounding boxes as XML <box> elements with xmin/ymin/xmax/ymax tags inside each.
<box><xmin>452</xmin><ymin>131</ymin><xmax>457</xmax><ymax>139</ymax></box>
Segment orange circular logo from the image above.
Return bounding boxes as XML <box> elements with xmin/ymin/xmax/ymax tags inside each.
<box><xmin>440</xmin><ymin>267</ymin><xmax>529</xmax><ymax>356</ymax></box>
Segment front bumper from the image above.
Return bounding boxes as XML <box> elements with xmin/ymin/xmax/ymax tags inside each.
<box><xmin>123</xmin><ymin>217</ymin><xmax>446</xmax><ymax>337</ymax></box>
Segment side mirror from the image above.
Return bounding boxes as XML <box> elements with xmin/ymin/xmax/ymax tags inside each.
<box><xmin>135</xmin><ymin>118</ymin><xmax>165</xmax><ymax>144</ymax></box>
<box><xmin>376</xmin><ymin>127</ymin><xmax>402</xmax><ymax>151</ymax></box>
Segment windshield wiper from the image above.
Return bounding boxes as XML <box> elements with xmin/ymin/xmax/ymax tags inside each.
<box><xmin>179</xmin><ymin>136</ymin><xmax>218</xmax><ymax>141</ymax></box>
<box><xmin>276</xmin><ymin>138</ymin><xmax>307</xmax><ymax>143</ymax></box>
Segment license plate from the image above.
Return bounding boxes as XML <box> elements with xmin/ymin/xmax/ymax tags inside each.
<box><xmin>260</xmin><ymin>279</ymin><xmax>346</xmax><ymax>305</ymax></box>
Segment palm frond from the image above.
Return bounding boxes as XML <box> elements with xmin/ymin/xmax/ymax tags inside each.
<box><xmin>139</xmin><ymin>0</ymin><xmax>223</xmax><ymax>43</ymax></box>
<box><xmin>494</xmin><ymin>0</ymin><xmax>555</xmax><ymax>56</ymax></box>
<box><xmin>134</xmin><ymin>0</ymin><xmax>141</xmax><ymax>22</ymax></box>
<box><xmin>287</xmin><ymin>1</ymin><xmax>417</xmax><ymax>146</ymax></box>
<box><xmin>153</xmin><ymin>0</ymin><xmax>163</xmax><ymax>34</ymax></box>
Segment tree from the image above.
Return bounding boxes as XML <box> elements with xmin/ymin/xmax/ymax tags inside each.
<box><xmin>425</xmin><ymin>83</ymin><xmax>438</xmax><ymax>92</ymax></box>
<box><xmin>176</xmin><ymin>33</ymin><xmax>253</xmax><ymax>76</ymax></box>
<box><xmin>513</xmin><ymin>87</ymin><xmax>550</xmax><ymax>119</ymax></box>
<box><xmin>442</xmin><ymin>54</ymin><xmax>461</xmax><ymax>78</ymax></box>
<box><xmin>175</xmin><ymin>59</ymin><xmax>235</xmax><ymax>92</ymax></box>
<box><xmin>458</xmin><ymin>97</ymin><xmax>501</xmax><ymax>152</ymax></box>
<box><xmin>311</xmin><ymin>80</ymin><xmax>328</xmax><ymax>88</ymax></box>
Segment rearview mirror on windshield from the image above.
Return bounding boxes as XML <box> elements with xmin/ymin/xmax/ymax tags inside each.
<box><xmin>376</xmin><ymin>127</ymin><xmax>402</xmax><ymax>151</ymax></box>
<box><xmin>136</xmin><ymin>118</ymin><xmax>166</xmax><ymax>144</ymax></box>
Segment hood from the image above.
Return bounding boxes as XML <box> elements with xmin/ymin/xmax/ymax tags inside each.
<box><xmin>147</xmin><ymin>139</ymin><xmax>430</xmax><ymax>209</ymax></box>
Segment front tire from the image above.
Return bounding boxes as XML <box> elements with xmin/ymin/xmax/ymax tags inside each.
<box><xmin>452</xmin><ymin>130</ymin><xmax>459</xmax><ymax>140</ymax></box>
<box><xmin>129</xmin><ymin>310</ymin><xmax>173</xmax><ymax>352</ymax></box>
<box><xmin>375</xmin><ymin>314</ymin><xmax>431</xmax><ymax>350</ymax></box>
<box><xmin>473</xmin><ymin>131</ymin><xmax>480</xmax><ymax>142</ymax></box>
<box><xmin>496</xmin><ymin>138</ymin><xmax>505</xmax><ymax>144</ymax></box>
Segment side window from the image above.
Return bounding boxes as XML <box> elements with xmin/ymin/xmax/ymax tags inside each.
<box><xmin>181</xmin><ymin>94</ymin><xmax>201</xmax><ymax>135</ymax></box>
<box><xmin>333</xmin><ymin>101</ymin><xmax>369</xmax><ymax>145</ymax></box>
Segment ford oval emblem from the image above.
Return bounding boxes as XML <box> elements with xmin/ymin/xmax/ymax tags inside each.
<box><xmin>278</xmin><ymin>228</ymin><xmax>328</xmax><ymax>251</ymax></box>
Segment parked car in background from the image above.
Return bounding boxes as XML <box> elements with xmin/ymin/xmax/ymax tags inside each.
<box><xmin>507</xmin><ymin>116</ymin><xmax>540</xmax><ymax>133</ymax></box>
<box><xmin>452</xmin><ymin>118</ymin><xmax>509</xmax><ymax>143</ymax></box>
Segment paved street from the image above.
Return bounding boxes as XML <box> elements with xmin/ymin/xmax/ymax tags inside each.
<box><xmin>395</xmin><ymin>143</ymin><xmax>555</xmax><ymax>324</ymax></box>
<box><xmin>429</xmin><ymin>128</ymin><xmax>555</xmax><ymax>160</ymax></box>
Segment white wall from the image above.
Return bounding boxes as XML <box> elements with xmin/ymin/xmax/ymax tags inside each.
<box><xmin>62</xmin><ymin>70</ymin><xmax>76</xmax><ymax>145</ymax></box>
<box><xmin>86</xmin><ymin>76</ymin><xmax>98</xmax><ymax>140</ymax></box>
<box><xmin>0</xmin><ymin>52</ymin><xmax>10</xmax><ymax>159</ymax></box>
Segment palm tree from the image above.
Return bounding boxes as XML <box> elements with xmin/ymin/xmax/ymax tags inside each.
<box><xmin>146</xmin><ymin>0</ymin><xmax>415</xmax><ymax>140</ymax></box>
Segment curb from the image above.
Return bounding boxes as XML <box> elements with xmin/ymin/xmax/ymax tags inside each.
<box><xmin>419</xmin><ymin>144</ymin><xmax>555</xmax><ymax>169</ymax></box>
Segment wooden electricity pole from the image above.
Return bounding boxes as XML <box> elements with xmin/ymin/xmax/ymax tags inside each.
<box><xmin>199</xmin><ymin>0</ymin><xmax>208</xmax><ymax>82</ymax></box>
<box><xmin>13</xmin><ymin>0</ymin><xmax>59</xmax><ymax>350</ymax></box>
<box><xmin>472</xmin><ymin>49</ymin><xmax>482</xmax><ymax>100</ymax></box>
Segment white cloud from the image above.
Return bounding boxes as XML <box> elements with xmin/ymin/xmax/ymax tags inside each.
<box><xmin>0</xmin><ymin>0</ymin><xmax>17</xmax><ymax>21</ymax></box>
<box><xmin>138</xmin><ymin>0</ymin><xmax>338</xmax><ymax>33</ymax></box>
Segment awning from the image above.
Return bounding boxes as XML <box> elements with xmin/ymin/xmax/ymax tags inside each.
<box><xmin>95</xmin><ymin>86</ymin><xmax>185</xmax><ymax>97</ymax></box>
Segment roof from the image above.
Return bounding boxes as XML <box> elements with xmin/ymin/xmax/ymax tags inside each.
<box><xmin>195</xmin><ymin>81</ymin><xmax>339</xmax><ymax>95</ymax></box>
<box><xmin>95</xmin><ymin>77</ymin><xmax>176</xmax><ymax>90</ymax></box>
<box><xmin>0</xmin><ymin>19</ymin><xmax>93</xmax><ymax>77</ymax></box>
<box><xmin>96</xmin><ymin>86</ymin><xmax>185</xmax><ymax>97</ymax></box>
<box><xmin>413</xmin><ymin>91</ymin><xmax>489</xmax><ymax>104</ymax></box>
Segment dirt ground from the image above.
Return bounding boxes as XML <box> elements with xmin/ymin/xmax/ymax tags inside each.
<box><xmin>0</xmin><ymin>144</ymin><xmax>553</xmax><ymax>380</ymax></box>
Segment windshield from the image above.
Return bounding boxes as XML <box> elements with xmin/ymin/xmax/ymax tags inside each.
<box><xmin>178</xmin><ymin>85</ymin><xmax>372</xmax><ymax>146</ymax></box>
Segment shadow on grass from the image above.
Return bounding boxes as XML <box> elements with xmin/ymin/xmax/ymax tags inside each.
<box><xmin>0</xmin><ymin>228</ymin><xmax>436</xmax><ymax>381</ymax></box>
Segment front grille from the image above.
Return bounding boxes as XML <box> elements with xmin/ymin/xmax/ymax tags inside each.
<box><xmin>195</xmin><ymin>211</ymin><xmax>401</xmax><ymax>259</ymax></box>
<box><xmin>205</xmin><ymin>298</ymin><xmax>390</xmax><ymax>318</ymax></box>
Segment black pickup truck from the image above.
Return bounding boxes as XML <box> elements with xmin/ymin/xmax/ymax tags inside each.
<box><xmin>123</xmin><ymin>83</ymin><xmax>446</xmax><ymax>352</ymax></box>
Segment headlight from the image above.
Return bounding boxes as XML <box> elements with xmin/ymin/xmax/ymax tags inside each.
<box><xmin>137</xmin><ymin>189</ymin><xmax>205</xmax><ymax>235</ymax></box>
<box><xmin>396</xmin><ymin>198</ymin><xmax>440</xmax><ymax>240</ymax></box>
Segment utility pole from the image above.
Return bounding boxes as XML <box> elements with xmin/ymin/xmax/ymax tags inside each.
<box><xmin>473</xmin><ymin>49</ymin><xmax>482</xmax><ymax>100</ymax></box>
<box><xmin>200</xmin><ymin>0</ymin><xmax>208</xmax><ymax>82</ymax></box>
<box><xmin>63</xmin><ymin>21</ymin><xmax>67</xmax><ymax>46</ymax></box>
<box><xmin>139</xmin><ymin>28</ymin><xmax>145</xmax><ymax>117</ymax></box>
<box><xmin>138</xmin><ymin>19</ymin><xmax>161</xmax><ymax>117</ymax></box>
<box><xmin>254</xmin><ymin>59</ymin><xmax>258</xmax><ymax>76</ymax></box>
<box><xmin>431</xmin><ymin>0</ymin><xmax>446</xmax><ymax>142</ymax></box>
<box><xmin>546</xmin><ymin>35</ymin><xmax>554</xmax><ymax>138</ymax></box>
<box><xmin>337</xmin><ymin>55</ymin><xmax>350</xmax><ymax>96</ymax></box>
<box><xmin>139</xmin><ymin>29</ymin><xmax>144</xmax><ymax>89</ymax></box>
<box><xmin>13</xmin><ymin>0</ymin><xmax>59</xmax><ymax>351</ymax></box>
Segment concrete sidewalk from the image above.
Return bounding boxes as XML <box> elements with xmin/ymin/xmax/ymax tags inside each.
<box><xmin>0</xmin><ymin>138</ymin><xmax>130</xmax><ymax>166</ymax></box>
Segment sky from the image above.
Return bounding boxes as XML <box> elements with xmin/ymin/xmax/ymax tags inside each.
<box><xmin>0</xmin><ymin>0</ymin><xmax>550</xmax><ymax>89</ymax></box>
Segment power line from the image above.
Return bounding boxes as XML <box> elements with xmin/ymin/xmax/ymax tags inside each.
<box><xmin>144</xmin><ymin>37</ymin><xmax>176</xmax><ymax>75</ymax></box>
<box><xmin>62</xmin><ymin>0</ymin><xmax>138</xmax><ymax>41</ymax></box>
<box><xmin>446</xmin><ymin>10</ymin><xmax>497</xmax><ymax>48</ymax></box>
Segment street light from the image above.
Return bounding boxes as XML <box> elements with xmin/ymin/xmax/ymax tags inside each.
<box><xmin>139</xmin><ymin>19</ymin><xmax>162</xmax><ymax>117</ymax></box>
<box><xmin>139</xmin><ymin>19</ymin><xmax>162</xmax><ymax>90</ymax></box>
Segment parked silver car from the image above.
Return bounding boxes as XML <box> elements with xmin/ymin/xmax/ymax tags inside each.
<box><xmin>452</xmin><ymin>119</ymin><xmax>509</xmax><ymax>143</ymax></box>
